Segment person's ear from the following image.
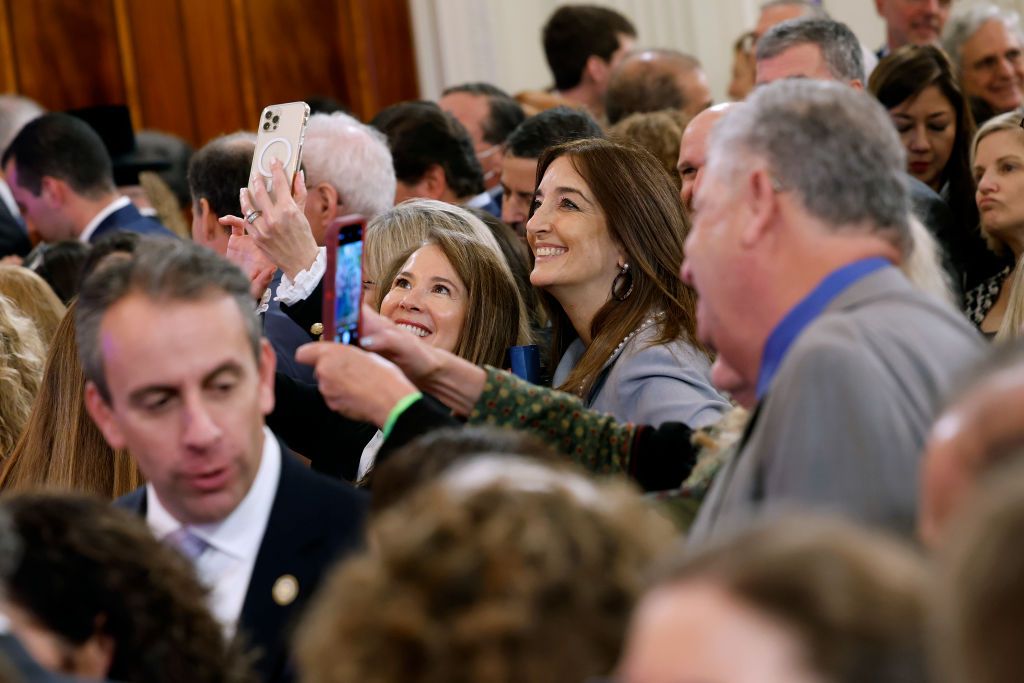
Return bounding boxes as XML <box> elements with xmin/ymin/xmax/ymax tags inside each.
<box><xmin>84</xmin><ymin>381</ymin><xmax>128</xmax><ymax>451</ymax></box>
<box><xmin>849</xmin><ymin>79</ymin><xmax>865</xmax><ymax>91</ymax></box>
<box><xmin>70</xmin><ymin>626</ymin><xmax>115</xmax><ymax>679</ymax></box>
<box><xmin>309</xmin><ymin>182</ymin><xmax>340</xmax><ymax>223</ymax></box>
<box><xmin>197</xmin><ymin>198</ymin><xmax>220</xmax><ymax>242</ymax></box>
<box><xmin>740</xmin><ymin>168</ymin><xmax>778</xmax><ymax>248</ymax></box>
<box><xmin>584</xmin><ymin>54</ymin><xmax>611</xmax><ymax>87</ymax></box>
<box><xmin>39</xmin><ymin>176</ymin><xmax>66</xmax><ymax>205</ymax></box>
<box><xmin>420</xmin><ymin>165</ymin><xmax>448</xmax><ymax>200</ymax></box>
<box><xmin>258</xmin><ymin>338</ymin><xmax>276</xmax><ymax>416</ymax></box>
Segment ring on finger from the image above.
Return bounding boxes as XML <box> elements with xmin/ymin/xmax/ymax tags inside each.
<box><xmin>245</xmin><ymin>210</ymin><xmax>263</xmax><ymax>224</ymax></box>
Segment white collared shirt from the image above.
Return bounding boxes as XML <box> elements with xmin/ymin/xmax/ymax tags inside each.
<box><xmin>0</xmin><ymin>178</ymin><xmax>20</xmax><ymax>220</ymax></box>
<box><xmin>78</xmin><ymin>195</ymin><xmax>131</xmax><ymax>244</ymax></box>
<box><xmin>147</xmin><ymin>426</ymin><xmax>282</xmax><ymax>637</ymax></box>
<box><xmin>463</xmin><ymin>190</ymin><xmax>493</xmax><ymax>210</ymax></box>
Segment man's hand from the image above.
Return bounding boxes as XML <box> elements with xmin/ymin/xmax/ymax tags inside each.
<box><xmin>225</xmin><ymin>223</ymin><xmax>276</xmax><ymax>301</ymax></box>
<box><xmin>296</xmin><ymin>341</ymin><xmax>419</xmax><ymax>427</ymax></box>
<box><xmin>224</xmin><ymin>159</ymin><xmax>320</xmax><ymax>280</ymax></box>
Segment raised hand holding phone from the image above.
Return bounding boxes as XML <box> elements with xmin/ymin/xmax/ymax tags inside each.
<box><xmin>323</xmin><ymin>216</ymin><xmax>366</xmax><ymax>345</ymax></box>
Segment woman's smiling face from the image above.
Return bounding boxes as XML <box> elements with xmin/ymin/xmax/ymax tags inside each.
<box><xmin>379</xmin><ymin>243</ymin><xmax>468</xmax><ymax>353</ymax></box>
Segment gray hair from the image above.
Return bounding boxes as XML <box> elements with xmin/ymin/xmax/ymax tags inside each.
<box><xmin>302</xmin><ymin>112</ymin><xmax>396</xmax><ymax>219</ymax></box>
<box><xmin>708</xmin><ymin>79</ymin><xmax>910</xmax><ymax>253</ymax></box>
<box><xmin>756</xmin><ymin>18</ymin><xmax>865</xmax><ymax>84</ymax></box>
<box><xmin>943</xmin><ymin>4</ymin><xmax>1024</xmax><ymax>67</ymax></box>
<box><xmin>0</xmin><ymin>94</ymin><xmax>43</xmax><ymax>153</ymax></box>
<box><xmin>75</xmin><ymin>238</ymin><xmax>261</xmax><ymax>403</ymax></box>
<box><xmin>759</xmin><ymin>0</ymin><xmax>828</xmax><ymax>19</ymax></box>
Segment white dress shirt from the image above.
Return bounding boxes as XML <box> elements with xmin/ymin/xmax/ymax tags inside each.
<box><xmin>275</xmin><ymin>246</ymin><xmax>326</xmax><ymax>306</ymax></box>
<box><xmin>0</xmin><ymin>178</ymin><xmax>20</xmax><ymax>220</ymax></box>
<box><xmin>147</xmin><ymin>427</ymin><xmax>282</xmax><ymax>637</ymax></box>
<box><xmin>78</xmin><ymin>195</ymin><xmax>132</xmax><ymax>244</ymax></box>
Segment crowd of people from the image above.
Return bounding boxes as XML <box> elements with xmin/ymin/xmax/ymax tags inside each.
<box><xmin>2</xmin><ymin>1</ymin><xmax>1024</xmax><ymax>681</ymax></box>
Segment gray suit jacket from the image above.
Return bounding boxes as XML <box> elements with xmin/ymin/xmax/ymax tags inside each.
<box><xmin>553</xmin><ymin>323</ymin><xmax>731</xmax><ymax>428</ymax></box>
<box><xmin>689</xmin><ymin>267</ymin><xmax>984</xmax><ymax>543</ymax></box>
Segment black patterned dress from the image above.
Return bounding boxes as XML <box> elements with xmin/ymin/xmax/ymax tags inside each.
<box><xmin>964</xmin><ymin>264</ymin><xmax>1011</xmax><ymax>330</ymax></box>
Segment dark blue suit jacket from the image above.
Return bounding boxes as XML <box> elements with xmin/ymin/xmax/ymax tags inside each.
<box><xmin>115</xmin><ymin>441</ymin><xmax>368</xmax><ymax>683</ymax></box>
<box><xmin>89</xmin><ymin>203</ymin><xmax>176</xmax><ymax>243</ymax></box>
<box><xmin>0</xmin><ymin>197</ymin><xmax>29</xmax><ymax>257</ymax></box>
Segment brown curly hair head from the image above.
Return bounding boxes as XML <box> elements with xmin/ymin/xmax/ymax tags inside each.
<box><xmin>296</xmin><ymin>460</ymin><xmax>675</xmax><ymax>683</ymax></box>
<box><xmin>0</xmin><ymin>493</ymin><xmax>255</xmax><ymax>683</ymax></box>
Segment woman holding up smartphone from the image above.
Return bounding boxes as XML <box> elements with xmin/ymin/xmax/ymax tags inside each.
<box><xmin>264</xmin><ymin>199</ymin><xmax>529</xmax><ymax>482</ymax></box>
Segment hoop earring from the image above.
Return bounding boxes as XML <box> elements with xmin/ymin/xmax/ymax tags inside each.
<box><xmin>611</xmin><ymin>263</ymin><xmax>634</xmax><ymax>301</ymax></box>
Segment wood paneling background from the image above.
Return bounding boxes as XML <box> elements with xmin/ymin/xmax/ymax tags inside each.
<box><xmin>0</xmin><ymin>0</ymin><xmax>419</xmax><ymax>146</ymax></box>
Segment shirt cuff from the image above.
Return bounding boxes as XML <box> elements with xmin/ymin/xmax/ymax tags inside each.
<box><xmin>275</xmin><ymin>247</ymin><xmax>326</xmax><ymax>306</ymax></box>
<box><xmin>381</xmin><ymin>392</ymin><xmax>424</xmax><ymax>439</ymax></box>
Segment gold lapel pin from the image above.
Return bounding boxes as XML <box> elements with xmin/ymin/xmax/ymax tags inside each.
<box><xmin>272</xmin><ymin>574</ymin><xmax>299</xmax><ymax>606</ymax></box>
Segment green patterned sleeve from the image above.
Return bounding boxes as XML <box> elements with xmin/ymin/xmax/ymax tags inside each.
<box><xmin>467</xmin><ymin>366</ymin><xmax>638</xmax><ymax>476</ymax></box>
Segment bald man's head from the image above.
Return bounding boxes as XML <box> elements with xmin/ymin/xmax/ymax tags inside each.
<box><xmin>677</xmin><ymin>103</ymin><xmax>737</xmax><ymax>213</ymax></box>
<box><xmin>606</xmin><ymin>49</ymin><xmax>712</xmax><ymax>125</ymax></box>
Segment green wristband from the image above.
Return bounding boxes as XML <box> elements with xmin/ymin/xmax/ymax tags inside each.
<box><xmin>381</xmin><ymin>392</ymin><xmax>424</xmax><ymax>440</ymax></box>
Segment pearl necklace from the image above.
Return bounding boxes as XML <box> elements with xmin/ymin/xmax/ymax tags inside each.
<box><xmin>610</xmin><ymin>315</ymin><xmax>660</xmax><ymax>359</ymax></box>
<box><xmin>579</xmin><ymin>314</ymin><xmax>662</xmax><ymax>394</ymax></box>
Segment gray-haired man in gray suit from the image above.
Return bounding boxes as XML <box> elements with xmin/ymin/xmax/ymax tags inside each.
<box><xmin>682</xmin><ymin>78</ymin><xmax>983</xmax><ymax>543</ymax></box>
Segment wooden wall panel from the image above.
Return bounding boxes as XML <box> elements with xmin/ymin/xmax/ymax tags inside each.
<box><xmin>8</xmin><ymin>0</ymin><xmax>125</xmax><ymax>110</ymax></box>
<box><xmin>338</xmin><ymin>0</ymin><xmax>420</xmax><ymax>120</ymax></box>
<box><xmin>0</xmin><ymin>0</ymin><xmax>420</xmax><ymax>147</ymax></box>
<box><xmin>177</xmin><ymin>0</ymin><xmax>249</xmax><ymax>143</ymax></box>
<box><xmin>117</xmin><ymin>0</ymin><xmax>196</xmax><ymax>143</ymax></box>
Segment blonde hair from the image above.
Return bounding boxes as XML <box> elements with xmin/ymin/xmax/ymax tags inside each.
<box><xmin>0</xmin><ymin>265</ymin><xmax>66</xmax><ymax>346</ymax></box>
<box><xmin>375</xmin><ymin>227</ymin><xmax>531</xmax><ymax>367</ymax></box>
<box><xmin>608</xmin><ymin>110</ymin><xmax>689</xmax><ymax>190</ymax></box>
<box><xmin>363</xmin><ymin>199</ymin><xmax>504</xmax><ymax>287</ymax></box>
<box><xmin>0</xmin><ymin>301</ymin><xmax>141</xmax><ymax>497</ymax></box>
<box><xmin>0</xmin><ymin>296</ymin><xmax>44</xmax><ymax>457</ymax></box>
<box><xmin>996</xmin><ymin>256</ymin><xmax>1024</xmax><ymax>343</ymax></box>
<box><xmin>296</xmin><ymin>464</ymin><xmax>674</xmax><ymax>683</ymax></box>
<box><xmin>972</xmin><ymin>109</ymin><xmax>1024</xmax><ymax>255</ymax></box>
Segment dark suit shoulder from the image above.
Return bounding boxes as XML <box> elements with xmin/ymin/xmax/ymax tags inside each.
<box><xmin>113</xmin><ymin>486</ymin><xmax>147</xmax><ymax>515</ymax></box>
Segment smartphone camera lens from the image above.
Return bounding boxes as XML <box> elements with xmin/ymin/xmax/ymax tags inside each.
<box><xmin>272</xmin><ymin>115</ymin><xmax>280</xmax><ymax>124</ymax></box>
<box><xmin>263</xmin><ymin>122</ymin><xmax>270</xmax><ymax>130</ymax></box>
<box><xmin>265</xmin><ymin>111</ymin><xmax>272</xmax><ymax>120</ymax></box>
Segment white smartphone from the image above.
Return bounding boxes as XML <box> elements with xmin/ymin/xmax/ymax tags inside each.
<box><xmin>250</xmin><ymin>101</ymin><xmax>310</xmax><ymax>193</ymax></box>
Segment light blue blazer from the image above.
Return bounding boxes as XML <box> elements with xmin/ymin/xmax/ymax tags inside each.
<box><xmin>553</xmin><ymin>322</ymin><xmax>731</xmax><ymax>428</ymax></box>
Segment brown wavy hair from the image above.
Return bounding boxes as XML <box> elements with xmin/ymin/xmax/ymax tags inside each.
<box><xmin>0</xmin><ymin>493</ymin><xmax>254</xmax><ymax>683</ymax></box>
<box><xmin>0</xmin><ymin>300</ymin><xmax>141</xmax><ymax>497</ymax></box>
<box><xmin>534</xmin><ymin>138</ymin><xmax>707</xmax><ymax>398</ymax></box>
<box><xmin>0</xmin><ymin>265</ymin><xmax>66</xmax><ymax>346</ymax></box>
<box><xmin>296</xmin><ymin>464</ymin><xmax>674</xmax><ymax>683</ymax></box>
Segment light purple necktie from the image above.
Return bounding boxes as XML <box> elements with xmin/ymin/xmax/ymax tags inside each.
<box><xmin>164</xmin><ymin>527</ymin><xmax>209</xmax><ymax>562</ymax></box>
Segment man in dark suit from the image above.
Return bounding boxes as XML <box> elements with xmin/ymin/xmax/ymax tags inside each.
<box><xmin>76</xmin><ymin>238</ymin><xmax>367</xmax><ymax>683</ymax></box>
<box><xmin>1</xmin><ymin>113</ymin><xmax>174</xmax><ymax>246</ymax></box>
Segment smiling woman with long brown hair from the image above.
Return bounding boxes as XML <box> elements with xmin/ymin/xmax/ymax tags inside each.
<box><xmin>528</xmin><ymin>138</ymin><xmax>729</xmax><ymax>427</ymax></box>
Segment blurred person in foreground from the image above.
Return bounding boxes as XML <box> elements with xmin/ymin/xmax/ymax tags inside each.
<box><xmin>933</xmin><ymin>458</ymin><xmax>1024</xmax><ymax>683</ymax></box>
<box><xmin>615</xmin><ymin>516</ymin><xmax>928</xmax><ymax>683</ymax></box>
<box><xmin>296</xmin><ymin>457</ymin><xmax>674</xmax><ymax>683</ymax></box>
<box><xmin>0</xmin><ymin>493</ymin><xmax>253</xmax><ymax>682</ymax></box>
<box><xmin>76</xmin><ymin>238</ymin><xmax>367</xmax><ymax>682</ymax></box>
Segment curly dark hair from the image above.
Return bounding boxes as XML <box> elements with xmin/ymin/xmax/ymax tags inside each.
<box><xmin>0</xmin><ymin>493</ymin><xmax>255</xmax><ymax>683</ymax></box>
<box><xmin>296</xmin><ymin>464</ymin><xmax>674</xmax><ymax>683</ymax></box>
